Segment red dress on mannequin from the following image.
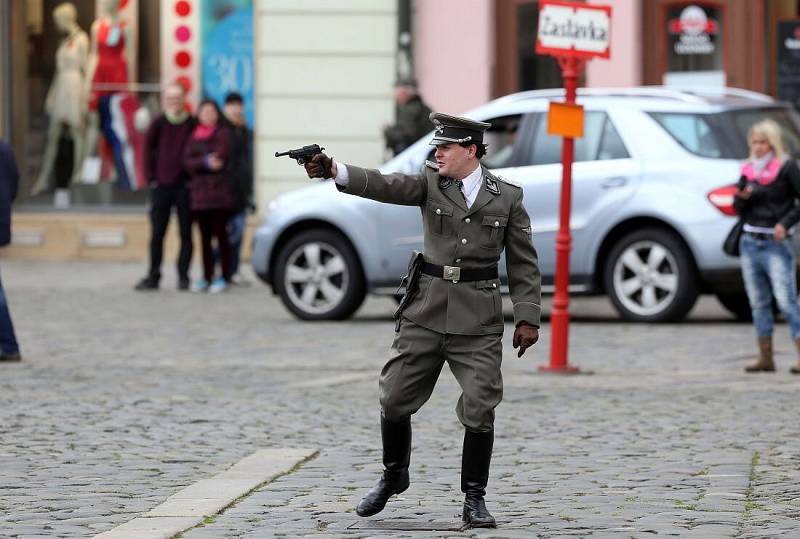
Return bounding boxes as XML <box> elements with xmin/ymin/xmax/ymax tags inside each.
<box><xmin>89</xmin><ymin>19</ymin><xmax>128</xmax><ymax>111</ymax></box>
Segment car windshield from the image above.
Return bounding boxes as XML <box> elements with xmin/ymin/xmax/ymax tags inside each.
<box><xmin>649</xmin><ymin>107</ymin><xmax>800</xmax><ymax>159</ymax></box>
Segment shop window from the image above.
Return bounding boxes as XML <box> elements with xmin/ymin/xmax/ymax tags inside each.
<box><xmin>666</xmin><ymin>3</ymin><xmax>724</xmax><ymax>73</ymax></box>
<box><xmin>16</xmin><ymin>0</ymin><xmax>160</xmax><ymax>207</ymax></box>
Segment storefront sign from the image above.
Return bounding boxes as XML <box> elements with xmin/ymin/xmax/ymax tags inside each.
<box><xmin>777</xmin><ymin>21</ymin><xmax>800</xmax><ymax>110</ymax></box>
<box><xmin>668</xmin><ymin>4</ymin><xmax>719</xmax><ymax>55</ymax></box>
<box><xmin>536</xmin><ymin>1</ymin><xmax>611</xmax><ymax>59</ymax></box>
<box><xmin>202</xmin><ymin>0</ymin><xmax>254</xmax><ymax>126</ymax></box>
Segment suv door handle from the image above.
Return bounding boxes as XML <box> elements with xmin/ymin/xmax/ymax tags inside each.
<box><xmin>601</xmin><ymin>177</ymin><xmax>628</xmax><ymax>189</ymax></box>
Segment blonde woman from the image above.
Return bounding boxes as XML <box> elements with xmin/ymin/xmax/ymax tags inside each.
<box><xmin>733</xmin><ymin>119</ymin><xmax>800</xmax><ymax>373</ymax></box>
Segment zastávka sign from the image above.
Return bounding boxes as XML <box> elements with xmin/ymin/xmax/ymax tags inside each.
<box><xmin>536</xmin><ymin>0</ymin><xmax>611</xmax><ymax>59</ymax></box>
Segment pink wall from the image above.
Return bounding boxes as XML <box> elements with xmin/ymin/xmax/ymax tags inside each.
<box><xmin>414</xmin><ymin>1</ymin><xmax>494</xmax><ymax>115</ymax></box>
<box><xmin>586</xmin><ymin>0</ymin><xmax>642</xmax><ymax>87</ymax></box>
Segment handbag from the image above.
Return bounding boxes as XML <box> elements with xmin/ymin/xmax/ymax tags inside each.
<box><xmin>723</xmin><ymin>219</ymin><xmax>744</xmax><ymax>257</ymax></box>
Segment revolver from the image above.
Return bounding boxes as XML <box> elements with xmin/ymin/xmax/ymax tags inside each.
<box><xmin>274</xmin><ymin>144</ymin><xmax>325</xmax><ymax>166</ymax></box>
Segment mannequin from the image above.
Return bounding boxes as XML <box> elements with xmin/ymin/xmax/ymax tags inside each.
<box><xmin>30</xmin><ymin>3</ymin><xmax>89</xmax><ymax>202</ymax></box>
<box><xmin>78</xmin><ymin>0</ymin><xmax>135</xmax><ymax>183</ymax></box>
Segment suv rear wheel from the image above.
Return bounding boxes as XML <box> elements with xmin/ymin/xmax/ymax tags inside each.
<box><xmin>274</xmin><ymin>229</ymin><xmax>366</xmax><ymax>320</ymax></box>
<box><xmin>604</xmin><ymin>228</ymin><xmax>699</xmax><ymax>322</ymax></box>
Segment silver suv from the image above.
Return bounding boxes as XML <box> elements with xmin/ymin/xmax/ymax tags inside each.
<box><xmin>252</xmin><ymin>87</ymin><xmax>800</xmax><ymax>322</ymax></box>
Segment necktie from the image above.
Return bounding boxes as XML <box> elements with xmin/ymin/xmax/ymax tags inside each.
<box><xmin>455</xmin><ymin>180</ymin><xmax>468</xmax><ymax>204</ymax></box>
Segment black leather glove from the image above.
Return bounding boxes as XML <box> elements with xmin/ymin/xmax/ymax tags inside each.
<box><xmin>513</xmin><ymin>322</ymin><xmax>539</xmax><ymax>358</ymax></box>
<box><xmin>303</xmin><ymin>153</ymin><xmax>334</xmax><ymax>179</ymax></box>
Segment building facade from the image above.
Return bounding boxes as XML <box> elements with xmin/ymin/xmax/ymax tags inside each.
<box><xmin>2</xmin><ymin>0</ymin><xmax>800</xmax><ymax>260</ymax></box>
<box><xmin>415</xmin><ymin>0</ymin><xmax>800</xmax><ymax>112</ymax></box>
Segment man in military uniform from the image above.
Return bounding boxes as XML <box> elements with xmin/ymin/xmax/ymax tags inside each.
<box><xmin>303</xmin><ymin>113</ymin><xmax>541</xmax><ymax>528</ymax></box>
<box><xmin>383</xmin><ymin>79</ymin><xmax>433</xmax><ymax>155</ymax></box>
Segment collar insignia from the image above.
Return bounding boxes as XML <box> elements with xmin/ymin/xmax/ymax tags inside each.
<box><xmin>485</xmin><ymin>176</ymin><xmax>500</xmax><ymax>195</ymax></box>
<box><xmin>439</xmin><ymin>177</ymin><xmax>453</xmax><ymax>189</ymax></box>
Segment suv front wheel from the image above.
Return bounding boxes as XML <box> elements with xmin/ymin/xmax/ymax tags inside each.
<box><xmin>274</xmin><ymin>229</ymin><xmax>366</xmax><ymax>320</ymax></box>
<box><xmin>604</xmin><ymin>228</ymin><xmax>699</xmax><ymax>322</ymax></box>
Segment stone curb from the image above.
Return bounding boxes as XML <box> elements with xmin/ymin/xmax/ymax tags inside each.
<box><xmin>93</xmin><ymin>448</ymin><xmax>318</xmax><ymax>539</ymax></box>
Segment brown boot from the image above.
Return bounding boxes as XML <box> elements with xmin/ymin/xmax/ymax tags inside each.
<box><xmin>745</xmin><ymin>336</ymin><xmax>775</xmax><ymax>372</ymax></box>
<box><xmin>790</xmin><ymin>339</ymin><xmax>800</xmax><ymax>374</ymax></box>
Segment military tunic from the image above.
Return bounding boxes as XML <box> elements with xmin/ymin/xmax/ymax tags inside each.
<box><xmin>337</xmin><ymin>161</ymin><xmax>542</xmax><ymax>431</ymax></box>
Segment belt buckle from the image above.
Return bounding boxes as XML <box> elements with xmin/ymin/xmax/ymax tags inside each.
<box><xmin>443</xmin><ymin>265</ymin><xmax>461</xmax><ymax>282</ymax></box>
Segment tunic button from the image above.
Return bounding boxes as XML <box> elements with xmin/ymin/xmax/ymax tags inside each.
<box><xmin>493</xmin><ymin>283</ymin><xmax>497</xmax><ymax>288</ymax></box>
<box><xmin>436</xmin><ymin>208</ymin><xmax>442</xmax><ymax>215</ymax></box>
<box><xmin>494</xmin><ymin>221</ymin><xmax>500</xmax><ymax>227</ymax></box>
<box><xmin>455</xmin><ymin>259</ymin><xmax>462</xmax><ymax>263</ymax></box>
<box><xmin>461</xmin><ymin>238</ymin><xmax>467</xmax><ymax>244</ymax></box>
<box><xmin>465</xmin><ymin>218</ymin><xmax>471</xmax><ymax>223</ymax></box>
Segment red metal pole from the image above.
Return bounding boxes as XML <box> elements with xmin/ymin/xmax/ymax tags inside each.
<box><xmin>540</xmin><ymin>57</ymin><xmax>582</xmax><ymax>374</ymax></box>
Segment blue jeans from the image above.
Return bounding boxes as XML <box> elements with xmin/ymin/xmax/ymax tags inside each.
<box><xmin>228</xmin><ymin>211</ymin><xmax>246</xmax><ymax>276</ymax></box>
<box><xmin>0</xmin><ymin>267</ymin><xmax>19</xmax><ymax>355</ymax></box>
<box><xmin>740</xmin><ymin>234</ymin><xmax>800</xmax><ymax>339</ymax></box>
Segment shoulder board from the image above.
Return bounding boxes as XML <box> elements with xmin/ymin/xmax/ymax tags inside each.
<box><xmin>425</xmin><ymin>160</ymin><xmax>439</xmax><ymax>171</ymax></box>
<box><xmin>495</xmin><ymin>174</ymin><xmax>521</xmax><ymax>188</ymax></box>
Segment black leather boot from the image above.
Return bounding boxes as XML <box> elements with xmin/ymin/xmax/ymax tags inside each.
<box><xmin>461</xmin><ymin>429</ymin><xmax>496</xmax><ymax>528</ymax></box>
<box><xmin>356</xmin><ymin>416</ymin><xmax>411</xmax><ymax>517</ymax></box>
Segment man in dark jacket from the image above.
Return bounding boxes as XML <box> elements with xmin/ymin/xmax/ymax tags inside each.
<box><xmin>383</xmin><ymin>79</ymin><xmax>433</xmax><ymax>156</ymax></box>
<box><xmin>135</xmin><ymin>83</ymin><xmax>196</xmax><ymax>291</ymax></box>
<box><xmin>222</xmin><ymin>92</ymin><xmax>254</xmax><ymax>283</ymax></box>
<box><xmin>0</xmin><ymin>139</ymin><xmax>21</xmax><ymax>362</ymax></box>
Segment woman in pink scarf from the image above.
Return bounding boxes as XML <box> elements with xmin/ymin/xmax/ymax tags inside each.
<box><xmin>733</xmin><ymin>119</ymin><xmax>800</xmax><ymax>373</ymax></box>
<box><xmin>183</xmin><ymin>100</ymin><xmax>234</xmax><ymax>293</ymax></box>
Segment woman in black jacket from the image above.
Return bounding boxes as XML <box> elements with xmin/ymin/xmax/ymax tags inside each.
<box><xmin>733</xmin><ymin>119</ymin><xmax>800</xmax><ymax>373</ymax></box>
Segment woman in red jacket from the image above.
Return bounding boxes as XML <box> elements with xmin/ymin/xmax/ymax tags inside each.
<box><xmin>183</xmin><ymin>100</ymin><xmax>234</xmax><ymax>293</ymax></box>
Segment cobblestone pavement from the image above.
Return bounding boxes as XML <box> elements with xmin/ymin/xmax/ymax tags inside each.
<box><xmin>1</xmin><ymin>261</ymin><xmax>799</xmax><ymax>538</ymax></box>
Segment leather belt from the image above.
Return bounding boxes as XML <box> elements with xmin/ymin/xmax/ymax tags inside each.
<box><xmin>744</xmin><ymin>231</ymin><xmax>774</xmax><ymax>239</ymax></box>
<box><xmin>421</xmin><ymin>261</ymin><xmax>498</xmax><ymax>282</ymax></box>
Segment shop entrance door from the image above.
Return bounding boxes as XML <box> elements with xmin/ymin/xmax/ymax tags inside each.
<box><xmin>493</xmin><ymin>0</ymin><xmax>564</xmax><ymax>97</ymax></box>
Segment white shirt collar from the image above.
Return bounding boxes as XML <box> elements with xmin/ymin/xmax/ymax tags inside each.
<box><xmin>457</xmin><ymin>164</ymin><xmax>483</xmax><ymax>206</ymax></box>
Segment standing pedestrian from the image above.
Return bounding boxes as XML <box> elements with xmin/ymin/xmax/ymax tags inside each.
<box><xmin>302</xmin><ymin>113</ymin><xmax>541</xmax><ymax>528</ymax></box>
<box><xmin>135</xmin><ymin>83</ymin><xmax>196</xmax><ymax>291</ymax></box>
<box><xmin>383</xmin><ymin>79</ymin><xmax>433</xmax><ymax>156</ymax></box>
<box><xmin>222</xmin><ymin>92</ymin><xmax>254</xmax><ymax>285</ymax></box>
<box><xmin>184</xmin><ymin>99</ymin><xmax>234</xmax><ymax>293</ymax></box>
<box><xmin>733</xmin><ymin>119</ymin><xmax>800</xmax><ymax>373</ymax></box>
<box><xmin>0</xmin><ymin>139</ymin><xmax>21</xmax><ymax>362</ymax></box>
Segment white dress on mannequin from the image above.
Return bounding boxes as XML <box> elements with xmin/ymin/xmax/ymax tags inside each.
<box><xmin>49</xmin><ymin>31</ymin><xmax>89</xmax><ymax>128</ymax></box>
<box><xmin>31</xmin><ymin>7</ymin><xmax>90</xmax><ymax>200</ymax></box>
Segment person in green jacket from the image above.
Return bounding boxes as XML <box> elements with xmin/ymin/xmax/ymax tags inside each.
<box><xmin>383</xmin><ymin>79</ymin><xmax>433</xmax><ymax>156</ymax></box>
<box><xmin>303</xmin><ymin>113</ymin><xmax>542</xmax><ymax>529</ymax></box>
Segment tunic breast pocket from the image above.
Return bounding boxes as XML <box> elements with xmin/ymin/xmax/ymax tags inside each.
<box><xmin>426</xmin><ymin>202</ymin><xmax>454</xmax><ymax>237</ymax></box>
<box><xmin>479</xmin><ymin>215</ymin><xmax>508</xmax><ymax>249</ymax></box>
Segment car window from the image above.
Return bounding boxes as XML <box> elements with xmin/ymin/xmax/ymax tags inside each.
<box><xmin>529</xmin><ymin>111</ymin><xmax>628</xmax><ymax>165</ymax></box>
<box><xmin>649</xmin><ymin>113</ymin><xmax>724</xmax><ymax>158</ymax></box>
<box><xmin>482</xmin><ymin>115</ymin><xmax>523</xmax><ymax>169</ymax></box>
<box><xmin>725</xmin><ymin>108</ymin><xmax>800</xmax><ymax>158</ymax></box>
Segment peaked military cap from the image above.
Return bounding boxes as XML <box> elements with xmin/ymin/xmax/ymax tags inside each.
<box><xmin>429</xmin><ymin>112</ymin><xmax>491</xmax><ymax>146</ymax></box>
